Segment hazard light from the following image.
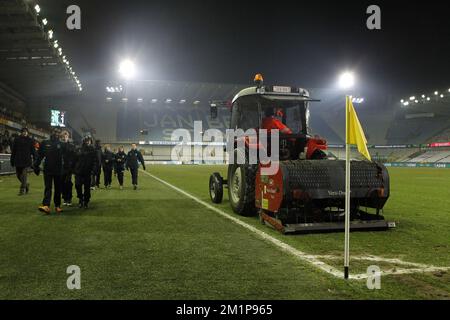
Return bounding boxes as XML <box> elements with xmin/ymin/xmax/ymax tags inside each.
<box><xmin>254</xmin><ymin>74</ymin><xmax>264</xmax><ymax>87</ymax></box>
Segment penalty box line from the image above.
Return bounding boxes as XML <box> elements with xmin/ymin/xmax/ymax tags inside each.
<box><xmin>141</xmin><ymin>170</ymin><xmax>450</xmax><ymax>280</ymax></box>
<box><xmin>141</xmin><ymin>170</ymin><xmax>347</xmax><ymax>279</ymax></box>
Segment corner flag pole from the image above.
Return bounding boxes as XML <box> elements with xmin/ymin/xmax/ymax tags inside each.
<box><xmin>344</xmin><ymin>95</ymin><xmax>351</xmax><ymax>279</ymax></box>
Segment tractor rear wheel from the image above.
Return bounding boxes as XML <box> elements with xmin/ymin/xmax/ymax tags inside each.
<box><xmin>227</xmin><ymin>159</ymin><xmax>257</xmax><ymax>216</ymax></box>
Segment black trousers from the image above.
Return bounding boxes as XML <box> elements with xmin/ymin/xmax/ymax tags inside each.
<box><xmin>43</xmin><ymin>173</ymin><xmax>62</xmax><ymax>207</ymax></box>
<box><xmin>116</xmin><ymin>170</ymin><xmax>124</xmax><ymax>186</ymax></box>
<box><xmin>15</xmin><ymin>167</ymin><xmax>28</xmax><ymax>191</ymax></box>
<box><xmin>76</xmin><ymin>174</ymin><xmax>91</xmax><ymax>204</ymax></box>
<box><xmin>62</xmin><ymin>173</ymin><xmax>73</xmax><ymax>202</ymax></box>
<box><xmin>130</xmin><ymin>167</ymin><xmax>138</xmax><ymax>185</ymax></box>
<box><xmin>91</xmin><ymin>171</ymin><xmax>101</xmax><ymax>187</ymax></box>
<box><xmin>103</xmin><ymin>165</ymin><xmax>113</xmax><ymax>186</ymax></box>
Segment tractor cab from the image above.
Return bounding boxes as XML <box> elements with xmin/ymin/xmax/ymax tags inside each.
<box><xmin>228</xmin><ymin>75</ymin><xmax>326</xmax><ymax>160</ymax></box>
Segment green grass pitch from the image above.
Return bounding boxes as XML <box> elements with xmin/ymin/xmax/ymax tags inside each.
<box><xmin>0</xmin><ymin>166</ymin><xmax>449</xmax><ymax>299</ymax></box>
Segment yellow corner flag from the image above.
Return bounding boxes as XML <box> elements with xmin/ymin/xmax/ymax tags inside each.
<box><xmin>346</xmin><ymin>96</ymin><xmax>371</xmax><ymax>161</ymax></box>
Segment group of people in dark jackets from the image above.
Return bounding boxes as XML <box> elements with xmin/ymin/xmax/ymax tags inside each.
<box><xmin>10</xmin><ymin>127</ymin><xmax>146</xmax><ymax>215</ymax></box>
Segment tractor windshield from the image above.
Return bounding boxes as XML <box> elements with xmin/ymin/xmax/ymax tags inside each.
<box><xmin>260</xmin><ymin>101</ymin><xmax>305</xmax><ymax>134</ymax></box>
<box><xmin>231</xmin><ymin>95</ymin><xmax>309</xmax><ymax>134</ymax></box>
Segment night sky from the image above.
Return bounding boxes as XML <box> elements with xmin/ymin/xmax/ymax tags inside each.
<box><xmin>39</xmin><ymin>0</ymin><xmax>450</xmax><ymax>97</ymax></box>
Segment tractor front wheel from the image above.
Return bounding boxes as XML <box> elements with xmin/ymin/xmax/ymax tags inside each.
<box><xmin>209</xmin><ymin>172</ymin><xmax>224</xmax><ymax>203</ymax></box>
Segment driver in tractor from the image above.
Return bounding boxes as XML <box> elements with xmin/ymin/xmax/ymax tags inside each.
<box><xmin>261</xmin><ymin>107</ymin><xmax>292</xmax><ymax>135</ymax></box>
<box><xmin>261</xmin><ymin>107</ymin><xmax>297</xmax><ymax>159</ymax></box>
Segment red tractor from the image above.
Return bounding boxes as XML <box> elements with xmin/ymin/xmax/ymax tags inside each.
<box><xmin>209</xmin><ymin>75</ymin><xmax>395</xmax><ymax>234</ymax></box>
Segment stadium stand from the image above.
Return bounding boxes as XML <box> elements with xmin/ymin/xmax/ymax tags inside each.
<box><xmin>428</xmin><ymin>127</ymin><xmax>450</xmax><ymax>143</ymax></box>
<box><xmin>327</xmin><ymin>147</ymin><xmax>420</xmax><ymax>162</ymax></box>
<box><xmin>386</xmin><ymin>98</ymin><xmax>450</xmax><ymax>145</ymax></box>
<box><xmin>437</xmin><ymin>154</ymin><xmax>450</xmax><ymax>163</ymax></box>
<box><xmin>386</xmin><ymin>117</ymin><xmax>450</xmax><ymax>145</ymax></box>
<box><xmin>405</xmin><ymin>149</ymin><xmax>450</xmax><ymax>163</ymax></box>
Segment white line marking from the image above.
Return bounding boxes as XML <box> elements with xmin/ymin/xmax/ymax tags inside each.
<box><xmin>141</xmin><ymin>170</ymin><xmax>450</xmax><ymax>280</ymax></box>
<box><xmin>142</xmin><ymin>170</ymin><xmax>345</xmax><ymax>278</ymax></box>
<box><xmin>314</xmin><ymin>255</ymin><xmax>450</xmax><ymax>279</ymax></box>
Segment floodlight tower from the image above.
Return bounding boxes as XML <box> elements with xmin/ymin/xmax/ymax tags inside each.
<box><xmin>118</xmin><ymin>59</ymin><xmax>136</xmax><ymax>80</ymax></box>
<box><xmin>338</xmin><ymin>71</ymin><xmax>355</xmax><ymax>90</ymax></box>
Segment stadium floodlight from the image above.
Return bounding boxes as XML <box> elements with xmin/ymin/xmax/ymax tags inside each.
<box><xmin>351</xmin><ymin>97</ymin><xmax>364</xmax><ymax>104</ymax></box>
<box><xmin>118</xmin><ymin>59</ymin><xmax>136</xmax><ymax>79</ymax></box>
<box><xmin>414</xmin><ymin>100</ymin><xmax>418</xmax><ymax>103</ymax></box>
<box><xmin>338</xmin><ymin>71</ymin><xmax>355</xmax><ymax>90</ymax></box>
<box><xmin>151</xmin><ymin>99</ymin><xmax>158</xmax><ymax>103</ymax></box>
<box><xmin>48</xmin><ymin>30</ymin><xmax>53</xmax><ymax>39</ymax></box>
<box><xmin>137</xmin><ymin>98</ymin><xmax>143</xmax><ymax>102</ymax></box>
<box><xmin>403</xmin><ymin>101</ymin><xmax>409</xmax><ymax>106</ymax></box>
<box><xmin>193</xmin><ymin>100</ymin><xmax>201</xmax><ymax>105</ymax></box>
<box><xmin>440</xmin><ymin>94</ymin><xmax>444</xmax><ymax>98</ymax></box>
<box><xmin>122</xmin><ymin>98</ymin><xmax>128</xmax><ymax>102</ymax></box>
<box><xmin>448</xmin><ymin>88</ymin><xmax>450</xmax><ymax>92</ymax></box>
<box><xmin>53</xmin><ymin>40</ymin><xmax>59</xmax><ymax>48</ymax></box>
<box><xmin>42</xmin><ymin>18</ymin><xmax>48</xmax><ymax>26</ymax></box>
<box><xmin>409</xmin><ymin>96</ymin><xmax>415</xmax><ymax>101</ymax></box>
<box><xmin>426</xmin><ymin>97</ymin><xmax>431</xmax><ymax>101</ymax></box>
<box><xmin>421</xmin><ymin>94</ymin><xmax>425</xmax><ymax>98</ymax></box>
<box><xmin>34</xmin><ymin>4</ymin><xmax>41</xmax><ymax>13</ymax></box>
<box><xmin>165</xmin><ymin>98</ymin><xmax>172</xmax><ymax>104</ymax></box>
<box><xmin>179</xmin><ymin>99</ymin><xmax>186</xmax><ymax>104</ymax></box>
<box><xmin>434</xmin><ymin>91</ymin><xmax>439</xmax><ymax>95</ymax></box>
<box><xmin>400</xmin><ymin>99</ymin><xmax>404</xmax><ymax>103</ymax></box>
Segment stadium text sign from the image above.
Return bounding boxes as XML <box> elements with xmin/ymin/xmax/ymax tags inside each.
<box><xmin>384</xmin><ymin>162</ymin><xmax>450</xmax><ymax>168</ymax></box>
<box><xmin>429</xmin><ymin>142</ymin><xmax>450</xmax><ymax>147</ymax></box>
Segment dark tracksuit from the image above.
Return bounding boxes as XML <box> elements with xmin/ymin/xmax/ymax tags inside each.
<box><xmin>91</xmin><ymin>145</ymin><xmax>102</xmax><ymax>188</ymax></box>
<box><xmin>126</xmin><ymin>149</ymin><xmax>146</xmax><ymax>186</ymax></box>
<box><xmin>10</xmin><ymin>135</ymin><xmax>35</xmax><ymax>193</ymax></box>
<box><xmin>34</xmin><ymin>136</ymin><xmax>65</xmax><ymax>207</ymax></box>
<box><xmin>62</xmin><ymin>142</ymin><xmax>76</xmax><ymax>203</ymax></box>
<box><xmin>102</xmin><ymin>149</ymin><xmax>115</xmax><ymax>187</ymax></box>
<box><xmin>114</xmin><ymin>151</ymin><xmax>126</xmax><ymax>186</ymax></box>
<box><xmin>73</xmin><ymin>143</ymin><xmax>97</xmax><ymax>205</ymax></box>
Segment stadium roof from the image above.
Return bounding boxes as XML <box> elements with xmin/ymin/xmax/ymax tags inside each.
<box><xmin>0</xmin><ymin>0</ymin><xmax>81</xmax><ymax>98</ymax></box>
<box><xmin>104</xmin><ymin>80</ymin><xmax>248</xmax><ymax>107</ymax></box>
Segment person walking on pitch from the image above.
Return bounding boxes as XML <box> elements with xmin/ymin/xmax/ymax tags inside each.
<box><xmin>114</xmin><ymin>146</ymin><xmax>127</xmax><ymax>190</ymax></box>
<box><xmin>126</xmin><ymin>143</ymin><xmax>146</xmax><ymax>190</ymax></box>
